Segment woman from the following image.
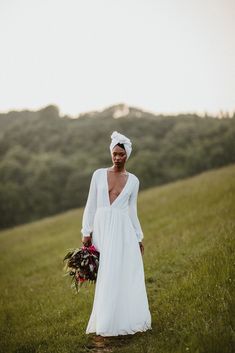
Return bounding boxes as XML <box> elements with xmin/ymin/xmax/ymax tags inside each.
<box><xmin>81</xmin><ymin>131</ymin><xmax>152</xmax><ymax>336</ymax></box>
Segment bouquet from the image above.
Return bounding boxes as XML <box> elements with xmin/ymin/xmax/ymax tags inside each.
<box><xmin>63</xmin><ymin>244</ymin><xmax>100</xmax><ymax>293</ymax></box>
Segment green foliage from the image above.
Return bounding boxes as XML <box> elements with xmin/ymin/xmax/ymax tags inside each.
<box><xmin>0</xmin><ymin>104</ymin><xmax>235</xmax><ymax>229</ymax></box>
<box><xmin>0</xmin><ymin>164</ymin><xmax>234</xmax><ymax>353</ymax></box>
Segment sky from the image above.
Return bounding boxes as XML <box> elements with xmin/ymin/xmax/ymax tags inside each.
<box><xmin>0</xmin><ymin>0</ymin><xmax>234</xmax><ymax>117</ymax></box>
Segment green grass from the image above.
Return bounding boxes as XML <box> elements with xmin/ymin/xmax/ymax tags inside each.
<box><xmin>0</xmin><ymin>164</ymin><xmax>234</xmax><ymax>353</ymax></box>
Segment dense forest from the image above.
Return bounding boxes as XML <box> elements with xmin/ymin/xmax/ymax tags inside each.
<box><xmin>0</xmin><ymin>103</ymin><xmax>234</xmax><ymax>230</ymax></box>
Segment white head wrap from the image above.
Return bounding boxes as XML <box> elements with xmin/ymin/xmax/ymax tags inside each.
<box><xmin>110</xmin><ymin>131</ymin><xmax>132</xmax><ymax>160</ymax></box>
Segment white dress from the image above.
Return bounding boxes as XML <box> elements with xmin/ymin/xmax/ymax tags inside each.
<box><xmin>81</xmin><ymin>167</ymin><xmax>152</xmax><ymax>336</ymax></box>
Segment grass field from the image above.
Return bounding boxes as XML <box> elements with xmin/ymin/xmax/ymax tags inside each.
<box><xmin>0</xmin><ymin>164</ymin><xmax>234</xmax><ymax>353</ymax></box>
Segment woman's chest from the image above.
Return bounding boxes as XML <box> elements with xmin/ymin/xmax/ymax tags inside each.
<box><xmin>107</xmin><ymin>173</ymin><xmax>128</xmax><ymax>196</ymax></box>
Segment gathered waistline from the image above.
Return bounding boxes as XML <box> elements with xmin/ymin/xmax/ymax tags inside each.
<box><xmin>96</xmin><ymin>206</ymin><xmax>129</xmax><ymax>215</ymax></box>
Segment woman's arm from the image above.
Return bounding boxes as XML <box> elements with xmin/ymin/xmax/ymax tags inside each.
<box><xmin>128</xmin><ymin>178</ymin><xmax>144</xmax><ymax>243</ymax></box>
<box><xmin>81</xmin><ymin>170</ymin><xmax>97</xmax><ymax>243</ymax></box>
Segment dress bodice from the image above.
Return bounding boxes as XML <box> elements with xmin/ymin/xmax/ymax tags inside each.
<box><xmin>81</xmin><ymin>168</ymin><xmax>144</xmax><ymax>241</ymax></box>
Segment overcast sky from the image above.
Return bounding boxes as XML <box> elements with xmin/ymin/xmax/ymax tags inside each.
<box><xmin>0</xmin><ymin>0</ymin><xmax>234</xmax><ymax>116</ymax></box>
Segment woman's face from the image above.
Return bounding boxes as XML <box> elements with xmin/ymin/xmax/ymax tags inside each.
<box><xmin>111</xmin><ymin>145</ymin><xmax>127</xmax><ymax>167</ymax></box>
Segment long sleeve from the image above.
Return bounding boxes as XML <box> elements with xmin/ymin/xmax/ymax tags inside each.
<box><xmin>81</xmin><ymin>170</ymin><xmax>97</xmax><ymax>238</ymax></box>
<box><xmin>128</xmin><ymin>178</ymin><xmax>144</xmax><ymax>242</ymax></box>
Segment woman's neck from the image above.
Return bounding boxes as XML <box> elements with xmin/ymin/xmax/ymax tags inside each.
<box><xmin>109</xmin><ymin>165</ymin><xmax>127</xmax><ymax>174</ymax></box>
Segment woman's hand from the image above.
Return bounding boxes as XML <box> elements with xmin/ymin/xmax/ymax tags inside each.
<box><xmin>139</xmin><ymin>242</ymin><xmax>144</xmax><ymax>256</ymax></box>
<box><xmin>82</xmin><ymin>235</ymin><xmax>92</xmax><ymax>247</ymax></box>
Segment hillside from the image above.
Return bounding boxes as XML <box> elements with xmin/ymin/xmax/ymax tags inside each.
<box><xmin>0</xmin><ymin>163</ymin><xmax>234</xmax><ymax>353</ymax></box>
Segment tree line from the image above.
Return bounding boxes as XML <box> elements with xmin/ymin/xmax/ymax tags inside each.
<box><xmin>0</xmin><ymin>104</ymin><xmax>234</xmax><ymax>230</ymax></box>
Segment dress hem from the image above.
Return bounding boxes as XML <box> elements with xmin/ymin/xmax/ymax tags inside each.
<box><xmin>85</xmin><ymin>324</ymin><xmax>152</xmax><ymax>337</ymax></box>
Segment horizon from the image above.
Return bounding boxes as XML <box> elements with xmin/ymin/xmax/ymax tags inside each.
<box><xmin>0</xmin><ymin>101</ymin><xmax>233</xmax><ymax>119</ymax></box>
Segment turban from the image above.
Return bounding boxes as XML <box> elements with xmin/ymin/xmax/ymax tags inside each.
<box><xmin>110</xmin><ymin>131</ymin><xmax>132</xmax><ymax>160</ymax></box>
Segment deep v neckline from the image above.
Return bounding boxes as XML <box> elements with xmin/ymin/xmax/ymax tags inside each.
<box><xmin>105</xmin><ymin>167</ymin><xmax>130</xmax><ymax>207</ymax></box>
